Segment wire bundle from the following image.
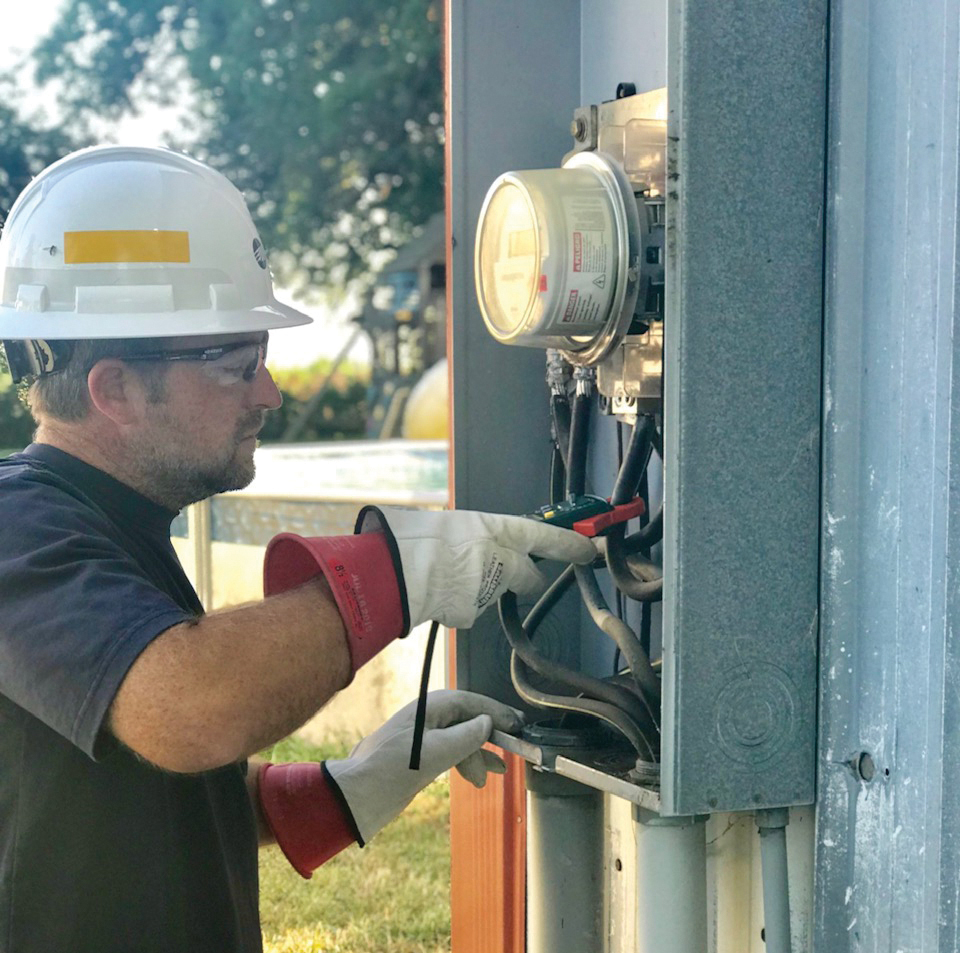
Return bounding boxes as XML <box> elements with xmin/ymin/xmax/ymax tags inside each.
<box><xmin>498</xmin><ymin>359</ymin><xmax>665</xmax><ymax>764</ymax></box>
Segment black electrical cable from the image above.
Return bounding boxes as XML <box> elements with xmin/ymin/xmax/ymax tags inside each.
<box><xmin>517</xmin><ymin>564</ymin><xmax>657</xmax><ymax>735</ymax></box>
<box><xmin>408</xmin><ymin>620</ymin><xmax>440</xmax><ymax>771</ymax></box>
<box><xmin>549</xmin><ymin>443</ymin><xmax>566</xmax><ymax>506</ymax></box>
<box><xmin>510</xmin><ymin>653</ymin><xmax>656</xmax><ymax>761</ymax></box>
<box><xmin>565</xmin><ymin>389</ymin><xmax>591</xmax><ymax>498</ymax></box>
<box><xmin>575</xmin><ymin>563</ymin><xmax>661</xmax><ymax>711</ymax></box>
<box><xmin>606</xmin><ymin>525</ymin><xmax>663</xmax><ymax>601</ymax></box>
<box><xmin>522</xmin><ymin>563</ymin><xmax>577</xmax><ymax>636</ymax></box>
<box><xmin>603</xmin><ymin>414</ymin><xmax>663</xmax><ymax>600</ymax></box>
<box><xmin>550</xmin><ymin>392</ymin><xmax>572</xmax><ymax>472</ymax></box>
<box><xmin>499</xmin><ymin>592</ymin><xmax>658</xmax><ymax>739</ymax></box>
<box><xmin>623</xmin><ymin>506</ymin><xmax>663</xmax><ymax>552</ymax></box>
<box><xmin>604</xmin><ymin>417</ymin><xmax>663</xmax><ymax>602</ymax></box>
<box><xmin>637</xmin><ymin>467</ymin><xmax>653</xmax><ymax>657</ymax></box>
<box><xmin>610</xmin><ymin>415</ymin><xmax>656</xmax><ymax>506</ymax></box>
<box><xmin>614</xmin><ymin>421</ymin><xmax>626</xmax><ymax>662</ymax></box>
<box><xmin>557</xmin><ymin>387</ymin><xmax>660</xmax><ymax>713</ymax></box>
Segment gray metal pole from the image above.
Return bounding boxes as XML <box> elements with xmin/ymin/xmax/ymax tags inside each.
<box><xmin>634</xmin><ymin>807</ymin><xmax>707</xmax><ymax>953</ymax></box>
<box><xmin>526</xmin><ymin>766</ymin><xmax>604</xmax><ymax>953</ymax></box>
<box><xmin>816</xmin><ymin>2</ymin><xmax>960</xmax><ymax>950</ymax></box>
<box><xmin>757</xmin><ymin>808</ymin><xmax>792</xmax><ymax>953</ymax></box>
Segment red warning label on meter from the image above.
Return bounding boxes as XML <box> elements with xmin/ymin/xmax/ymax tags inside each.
<box><xmin>572</xmin><ymin>230</ymin><xmax>608</xmax><ymax>274</ymax></box>
<box><xmin>560</xmin><ymin>288</ymin><xmax>603</xmax><ymax>326</ymax></box>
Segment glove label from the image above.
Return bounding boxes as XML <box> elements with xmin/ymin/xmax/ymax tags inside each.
<box><xmin>475</xmin><ymin>554</ymin><xmax>505</xmax><ymax>610</ymax></box>
<box><xmin>328</xmin><ymin>559</ymin><xmax>372</xmax><ymax>635</ymax></box>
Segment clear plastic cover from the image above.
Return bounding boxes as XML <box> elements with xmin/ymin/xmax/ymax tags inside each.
<box><xmin>476</xmin><ymin>180</ymin><xmax>542</xmax><ymax>337</ymax></box>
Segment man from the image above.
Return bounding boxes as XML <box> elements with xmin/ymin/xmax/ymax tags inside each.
<box><xmin>0</xmin><ymin>145</ymin><xmax>597</xmax><ymax>952</ymax></box>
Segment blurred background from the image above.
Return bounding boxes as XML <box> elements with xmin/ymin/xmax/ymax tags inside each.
<box><xmin>0</xmin><ymin>0</ymin><xmax>449</xmax><ymax>447</ymax></box>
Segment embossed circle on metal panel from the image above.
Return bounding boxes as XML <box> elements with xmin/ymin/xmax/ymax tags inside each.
<box><xmin>714</xmin><ymin>662</ymin><xmax>797</xmax><ymax>765</ymax></box>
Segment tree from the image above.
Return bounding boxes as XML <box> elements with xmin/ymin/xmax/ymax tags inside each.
<box><xmin>31</xmin><ymin>0</ymin><xmax>445</xmax><ymax>298</ymax></box>
<box><xmin>0</xmin><ymin>76</ymin><xmax>76</xmax><ymax>226</ymax></box>
<box><xmin>0</xmin><ymin>76</ymin><xmax>81</xmax><ymax>448</ymax></box>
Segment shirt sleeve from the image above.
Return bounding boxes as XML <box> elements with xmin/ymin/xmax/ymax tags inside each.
<box><xmin>0</xmin><ymin>476</ymin><xmax>194</xmax><ymax>759</ymax></box>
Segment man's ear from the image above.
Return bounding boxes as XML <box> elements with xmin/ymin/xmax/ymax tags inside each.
<box><xmin>86</xmin><ymin>359</ymin><xmax>148</xmax><ymax>426</ymax></box>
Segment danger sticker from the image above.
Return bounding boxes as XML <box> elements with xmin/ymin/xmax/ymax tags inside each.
<box><xmin>562</xmin><ymin>290</ymin><xmax>579</xmax><ymax>323</ymax></box>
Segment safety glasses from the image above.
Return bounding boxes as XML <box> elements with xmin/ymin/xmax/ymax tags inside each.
<box><xmin>121</xmin><ymin>337</ymin><xmax>268</xmax><ymax>386</ymax></box>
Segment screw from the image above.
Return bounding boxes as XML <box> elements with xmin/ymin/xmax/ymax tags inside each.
<box><xmin>570</xmin><ymin>118</ymin><xmax>587</xmax><ymax>142</ymax></box>
<box><xmin>856</xmin><ymin>751</ymin><xmax>876</xmax><ymax>782</ymax></box>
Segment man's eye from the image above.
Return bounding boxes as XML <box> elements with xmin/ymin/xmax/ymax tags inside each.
<box><xmin>202</xmin><ymin>358</ymin><xmax>248</xmax><ymax>385</ymax></box>
<box><xmin>218</xmin><ymin>359</ymin><xmax>248</xmax><ymax>374</ymax></box>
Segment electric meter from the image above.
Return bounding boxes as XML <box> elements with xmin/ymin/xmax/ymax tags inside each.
<box><xmin>474</xmin><ymin>151</ymin><xmax>641</xmax><ymax>365</ymax></box>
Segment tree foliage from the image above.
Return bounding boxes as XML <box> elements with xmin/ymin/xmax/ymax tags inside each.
<box><xmin>31</xmin><ymin>0</ymin><xmax>444</xmax><ymax>296</ymax></box>
<box><xmin>0</xmin><ymin>76</ymin><xmax>76</xmax><ymax>228</ymax></box>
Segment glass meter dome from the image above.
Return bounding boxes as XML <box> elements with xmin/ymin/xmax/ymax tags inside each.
<box><xmin>474</xmin><ymin>151</ymin><xmax>641</xmax><ymax>365</ymax></box>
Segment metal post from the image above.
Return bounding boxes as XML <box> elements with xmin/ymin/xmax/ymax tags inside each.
<box><xmin>187</xmin><ymin>499</ymin><xmax>213</xmax><ymax>608</ymax></box>
<box><xmin>634</xmin><ymin>806</ymin><xmax>708</xmax><ymax>953</ymax></box>
<box><xmin>757</xmin><ymin>808</ymin><xmax>791</xmax><ymax>953</ymax></box>
<box><xmin>526</xmin><ymin>765</ymin><xmax>604</xmax><ymax>953</ymax></box>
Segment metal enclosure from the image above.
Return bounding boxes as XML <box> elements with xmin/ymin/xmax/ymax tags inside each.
<box><xmin>451</xmin><ymin>0</ymin><xmax>825</xmax><ymax>816</ymax></box>
<box><xmin>661</xmin><ymin>0</ymin><xmax>826</xmax><ymax>815</ymax></box>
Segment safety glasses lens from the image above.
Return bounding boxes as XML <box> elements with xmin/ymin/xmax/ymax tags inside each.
<box><xmin>201</xmin><ymin>342</ymin><xmax>266</xmax><ymax>385</ymax></box>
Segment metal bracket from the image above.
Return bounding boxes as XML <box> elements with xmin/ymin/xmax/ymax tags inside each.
<box><xmin>490</xmin><ymin>729</ymin><xmax>662</xmax><ymax>811</ymax></box>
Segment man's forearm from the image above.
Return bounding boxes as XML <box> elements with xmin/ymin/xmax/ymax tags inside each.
<box><xmin>109</xmin><ymin>576</ymin><xmax>352</xmax><ymax>773</ymax></box>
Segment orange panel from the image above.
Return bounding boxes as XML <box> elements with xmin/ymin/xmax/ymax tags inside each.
<box><xmin>450</xmin><ymin>746</ymin><xmax>526</xmax><ymax>953</ymax></box>
<box><xmin>64</xmin><ymin>230</ymin><xmax>190</xmax><ymax>264</ymax></box>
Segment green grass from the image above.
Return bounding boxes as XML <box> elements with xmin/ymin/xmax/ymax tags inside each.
<box><xmin>259</xmin><ymin>736</ymin><xmax>452</xmax><ymax>953</ymax></box>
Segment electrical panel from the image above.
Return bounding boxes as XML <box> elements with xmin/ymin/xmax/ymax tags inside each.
<box><xmin>474</xmin><ymin>84</ymin><xmax>820</xmax><ymax>816</ymax></box>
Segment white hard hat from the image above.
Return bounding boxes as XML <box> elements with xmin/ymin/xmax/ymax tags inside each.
<box><xmin>0</xmin><ymin>145</ymin><xmax>312</xmax><ymax>339</ymax></box>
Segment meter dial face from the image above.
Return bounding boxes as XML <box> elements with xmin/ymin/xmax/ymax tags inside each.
<box><xmin>474</xmin><ymin>153</ymin><xmax>641</xmax><ymax>363</ymax></box>
<box><xmin>475</xmin><ymin>179</ymin><xmax>543</xmax><ymax>338</ymax></box>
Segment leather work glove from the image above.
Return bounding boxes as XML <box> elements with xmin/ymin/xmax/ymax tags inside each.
<box><xmin>326</xmin><ymin>689</ymin><xmax>523</xmax><ymax>844</ymax></box>
<box><xmin>263</xmin><ymin>506</ymin><xmax>598</xmax><ymax>674</ymax></box>
<box><xmin>257</xmin><ymin>690</ymin><xmax>523</xmax><ymax>877</ymax></box>
<box><xmin>355</xmin><ymin>506</ymin><xmax>599</xmax><ymax>630</ymax></box>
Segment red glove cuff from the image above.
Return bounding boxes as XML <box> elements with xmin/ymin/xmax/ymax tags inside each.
<box><xmin>263</xmin><ymin>531</ymin><xmax>407</xmax><ymax>672</ymax></box>
<box><xmin>257</xmin><ymin>762</ymin><xmax>361</xmax><ymax>878</ymax></box>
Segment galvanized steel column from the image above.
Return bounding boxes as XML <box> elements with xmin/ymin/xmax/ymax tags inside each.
<box><xmin>817</xmin><ymin>1</ymin><xmax>960</xmax><ymax>950</ymax></box>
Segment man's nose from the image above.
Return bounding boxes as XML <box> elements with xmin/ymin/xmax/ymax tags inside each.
<box><xmin>251</xmin><ymin>364</ymin><xmax>283</xmax><ymax>410</ymax></box>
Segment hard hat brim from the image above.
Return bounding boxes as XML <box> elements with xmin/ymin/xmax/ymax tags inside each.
<box><xmin>0</xmin><ymin>300</ymin><xmax>313</xmax><ymax>340</ymax></box>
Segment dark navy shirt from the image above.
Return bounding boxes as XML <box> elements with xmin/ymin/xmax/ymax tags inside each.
<box><xmin>0</xmin><ymin>444</ymin><xmax>261</xmax><ymax>952</ymax></box>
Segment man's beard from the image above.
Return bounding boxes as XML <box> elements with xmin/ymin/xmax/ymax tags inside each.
<box><xmin>134</xmin><ymin>410</ymin><xmax>265</xmax><ymax>511</ymax></box>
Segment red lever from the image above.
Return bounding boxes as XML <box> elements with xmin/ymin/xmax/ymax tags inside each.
<box><xmin>572</xmin><ymin>498</ymin><xmax>646</xmax><ymax>537</ymax></box>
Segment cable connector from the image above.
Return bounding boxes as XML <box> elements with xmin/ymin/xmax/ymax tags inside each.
<box><xmin>573</xmin><ymin>364</ymin><xmax>596</xmax><ymax>397</ymax></box>
<box><xmin>545</xmin><ymin>348</ymin><xmax>572</xmax><ymax>395</ymax></box>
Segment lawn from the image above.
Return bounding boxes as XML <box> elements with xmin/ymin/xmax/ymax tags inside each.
<box><xmin>258</xmin><ymin>736</ymin><xmax>452</xmax><ymax>953</ymax></box>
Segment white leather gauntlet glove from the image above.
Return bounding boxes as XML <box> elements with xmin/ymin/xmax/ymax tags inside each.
<box><xmin>264</xmin><ymin>506</ymin><xmax>598</xmax><ymax>675</ymax></box>
<box><xmin>324</xmin><ymin>689</ymin><xmax>523</xmax><ymax>845</ymax></box>
<box><xmin>356</xmin><ymin>505</ymin><xmax>599</xmax><ymax>630</ymax></box>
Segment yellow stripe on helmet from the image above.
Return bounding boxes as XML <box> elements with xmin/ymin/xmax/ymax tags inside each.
<box><xmin>64</xmin><ymin>230</ymin><xmax>191</xmax><ymax>264</ymax></box>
